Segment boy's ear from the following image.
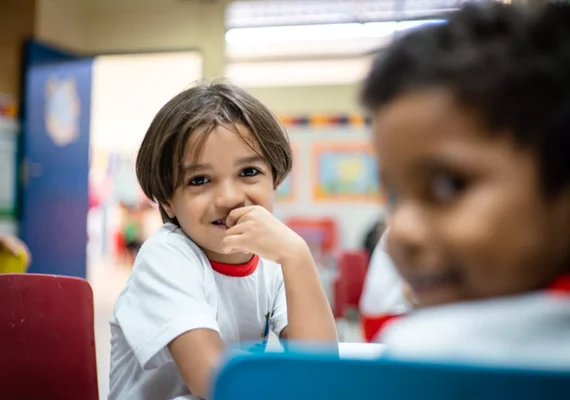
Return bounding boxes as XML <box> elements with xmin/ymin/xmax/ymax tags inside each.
<box><xmin>161</xmin><ymin>202</ymin><xmax>176</xmax><ymax>219</ymax></box>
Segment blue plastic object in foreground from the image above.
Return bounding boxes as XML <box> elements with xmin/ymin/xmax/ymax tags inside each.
<box><xmin>212</xmin><ymin>351</ymin><xmax>570</xmax><ymax>400</ymax></box>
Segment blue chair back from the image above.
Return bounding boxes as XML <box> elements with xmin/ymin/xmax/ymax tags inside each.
<box><xmin>212</xmin><ymin>351</ymin><xmax>570</xmax><ymax>400</ymax></box>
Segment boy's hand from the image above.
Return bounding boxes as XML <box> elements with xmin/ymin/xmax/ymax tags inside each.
<box><xmin>222</xmin><ymin>205</ymin><xmax>304</xmax><ymax>265</ymax></box>
<box><xmin>224</xmin><ymin>206</ymin><xmax>338</xmax><ymax>344</ymax></box>
<box><xmin>0</xmin><ymin>235</ymin><xmax>32</xmax><ymax>267</ymax></box>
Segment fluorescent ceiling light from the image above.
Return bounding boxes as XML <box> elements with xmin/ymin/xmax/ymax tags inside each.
<box><xmin>225</xmin><ymin>19</ymin><xmax>446</xmax><ymax>44</ymax></box>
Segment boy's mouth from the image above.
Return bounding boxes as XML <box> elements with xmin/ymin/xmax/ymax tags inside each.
<box><xmin>211</xmin><ymin>217</ymin><xmax>228</xmax><ymax>229</ymax></box>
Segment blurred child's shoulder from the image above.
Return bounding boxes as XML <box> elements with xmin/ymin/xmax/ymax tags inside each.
<box><xmin>382</xmin><ymin>292</ymin><xmax>570</xmax><ymax>369</ymax></box>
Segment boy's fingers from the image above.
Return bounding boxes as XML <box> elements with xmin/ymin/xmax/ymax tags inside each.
<box><xmin>222</xmin><ymin>235</ymin><xmax>250</xmax><ymax>254</ymax></box>
<box><xmin>226</xmin><ymin>206</ymin><xmax>256</xmax><ymax>227</ymax></box>
<box><xmin>225</xmin><ymin>220</ymin><xmax>254</xmax><ymax>236</ymax></box>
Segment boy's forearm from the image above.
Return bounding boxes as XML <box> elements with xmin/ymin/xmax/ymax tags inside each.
<box><xmin>280</xmin><ymin>242</ymin><xmax>338</xmax><ymax>344</ymax></box>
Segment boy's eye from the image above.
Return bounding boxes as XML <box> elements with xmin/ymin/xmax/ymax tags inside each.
<box><xmin>188</xmin><ymin>176</ymin><xmax>210</xmax><ymax>186</ymax></box>
<box><xmin>240</xmin><ymin>167</ymin><xmax>260</xmax><ymax>177</ymax></box>
<box><xmin>431</xmin><ymin>173</ymin><xmax>466</xmax><ymax>203</ymax></box>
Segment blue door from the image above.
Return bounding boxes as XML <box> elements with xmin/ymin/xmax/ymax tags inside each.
<box><xmin>20</xmin><ymin>57</ymin><xmax>93</xmax><ymax>278</ymax></box>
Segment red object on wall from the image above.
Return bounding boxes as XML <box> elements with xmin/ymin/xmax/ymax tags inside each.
<box><xmin>285</xmin><ymin>216</ymin><xmax>338</xmax><ymax>264</ymax></box>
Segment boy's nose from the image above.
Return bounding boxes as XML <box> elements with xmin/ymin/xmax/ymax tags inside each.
<box><xmin>214</xmin><ymin>181</ymin><xmax>245</xmax><ymax>210</ymax></box>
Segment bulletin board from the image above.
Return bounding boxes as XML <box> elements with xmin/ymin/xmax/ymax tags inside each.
<box><xmin>312</xmin><ymin>141</ymin><xmax>380</xmax><ymax>203</ymax></box>
<box><xmin>272</xmin><ymin>114</ymin><xmax>386</xmax><ymax>250</ymax></box>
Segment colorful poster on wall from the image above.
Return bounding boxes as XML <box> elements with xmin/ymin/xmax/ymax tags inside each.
<box><xmin>275</xmin><ymin>141</ymin><xmax>298</xmax><ymax>202</ymax></box>
<box><xmin>0</xmin><ymin>96</ymin><xmax>18</xmax><ymax>218</ymax></box>
<box><xmin>312</xmin><ymin>142</ymin><xmax>380</xmax><ymax>202</ymax></box>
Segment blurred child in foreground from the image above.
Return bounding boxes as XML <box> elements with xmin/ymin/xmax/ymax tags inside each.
<box><xmin>361</xmin><ymin>2</ymin><xmax>570</xmax><ymax>368</ymax></box>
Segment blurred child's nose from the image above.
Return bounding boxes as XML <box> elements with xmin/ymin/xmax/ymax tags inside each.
<box><xmin>214</xmin><ymin>180</ymin><xmax>245</xmax><ymax>210</ymax></box>
<box><xmin>388</xmin><ymin>203</ymin><xmax>430</xmax><ymax>263</ymax></box>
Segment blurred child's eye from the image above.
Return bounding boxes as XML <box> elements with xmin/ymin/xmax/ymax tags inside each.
<box><xmin>188</xmin><ymin>176</ymin><xmax>210</xmax><ymax>186</ymax></box>
<box><xmin>240</xmin><ymin>167</ymin><xmax>260</xmax><ymax>177</ymax></box>
<box><xmin>431</xmin><ymin>174</ymin><xmax>466</xmax><ymax>203</ymax></box>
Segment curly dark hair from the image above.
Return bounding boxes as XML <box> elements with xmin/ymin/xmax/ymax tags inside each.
<box><xmin>361</xmin><ymin>2</ymin><xmax>570</xmax><ymax>197</ymax></box>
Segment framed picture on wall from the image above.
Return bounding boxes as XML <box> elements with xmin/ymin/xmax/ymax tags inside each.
<box><xmin>312</xmin><ymin>141</ymin><xmax>381</xmax><ymax>203</ymax></box>
<box><xmin>275</xmin><ymin>141</ymin><xmax>299</xmax><ymax>202</ymax></box>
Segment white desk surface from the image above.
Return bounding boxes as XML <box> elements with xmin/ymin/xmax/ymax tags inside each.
<box><xmin>338</xmin><ymin>342</ymin><xmax>386</xmax><ymax>359</ymax></box>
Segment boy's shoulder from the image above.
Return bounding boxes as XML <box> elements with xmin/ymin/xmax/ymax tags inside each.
<box><xmin>255</xmin><ymin>257</ymin><xmax>284</xmax><ymax>280</ymax></box>
<box><xmin>138</xmin><ymin>222</ymin><xmax>204</xmax><ymax>261</ymax></box>
<box><xmin>112</xmin><ymin>224</ymin><xmax>213</xmax><ymax>315</ymax></box>
<box><xmin>256</xmin><ymin>257</ymin><xmax>281</xmax><ymax>269</ymax></box>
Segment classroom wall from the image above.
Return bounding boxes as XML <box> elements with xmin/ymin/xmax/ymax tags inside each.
<box><xmin>0</xmin><ymin>1</ymin><xmax>36</xmax><ymax>103</ymax></box>
<box><xmin>80</xmin><ymin>1</ymin><xmax>225</xmax><ymax>80</ymax></box>
<box><xmin>248</xmin><ymin>85</ymin><xmax>362</xmax><ymax>115</ymax></box>
<box><xmin>70</xmin><ymin>0</ymin><xmax>362</xmax><ymax>115</ymax></box>
<box><xmin>27</xmin><ymin>0</ymin><xmax>378</xmax><ymax>250</ymax></box>
<box><xmin>35</xmin><ymin>0</ymin><xmax>85</xmax><ymax>52</ymax></box>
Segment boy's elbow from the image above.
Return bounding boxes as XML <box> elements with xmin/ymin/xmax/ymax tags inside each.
<box><xmin>168</xmin><ymin>328</ymin><xmax>225</xmax><ymax>399</ymax></box>
<box><xmin>189</xmin><ymin>382</ymin><xmax>210</xmax><ymax>400</ymax></box>
<box><xmin>281</xmin><ymin>326</ymin><xmax>339</xmax><ymax>352</ymax></box>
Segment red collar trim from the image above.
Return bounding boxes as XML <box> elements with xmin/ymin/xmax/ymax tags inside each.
<box><xmin>548</xmin><ymin>274</ymin><xmax>570</xmax><ymax>295</ymax></box>
<box><xmin>209</xmin><ymin>255</ymin><xmax>259</xmax><ymax>277</ymax></box>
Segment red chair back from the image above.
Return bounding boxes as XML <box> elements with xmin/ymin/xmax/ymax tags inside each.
<box><xmin>0</xmin><ymin>274</ymin><xmax>99</xmax><ymax>400</ymax></box>
<box><xmin>338</xmin><ymin>250</ymin><xmax>369</xmax><ymax>308</ymax></box>
<box><xmin>332</xmin><ymin>276</ymin><xmax>345</xmax><ymax>319</ymax></box>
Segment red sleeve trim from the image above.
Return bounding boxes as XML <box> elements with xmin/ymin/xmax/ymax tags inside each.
<box><xmin>548</xmin><ymin>274</ymin><xmax>570</xmax><ymax>295</ymax></box>
<box><xmin>361</xmin><ymin>314</ymin><xmax>401</xmax><ymax>342</ymax></box>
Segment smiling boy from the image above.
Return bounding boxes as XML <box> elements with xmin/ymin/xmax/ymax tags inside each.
<box><xmin>108</xmin><ymin>82</ymin><xmax>337</xmax><ymax>400</ymax></box>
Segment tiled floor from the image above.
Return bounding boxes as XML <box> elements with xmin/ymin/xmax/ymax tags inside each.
<box><xmin>90</xmin><ymin>261</ymin><xmax>363</xmax><ymax>399</ymax></box>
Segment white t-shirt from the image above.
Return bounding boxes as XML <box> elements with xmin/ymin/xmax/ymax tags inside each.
<box><xmin>108</xmin><ymin>223</ymin><xmax>288</xmax><ymax>400</ymax></box>
<box><xmin>381</xmin><ymin>291</ymin><xmax>570</xmax><ymax>370</ymax></box>
<box><xmin>359</xmin><ymin>230</ymin><xmax>410</xmax><ymax>317</ymax></box>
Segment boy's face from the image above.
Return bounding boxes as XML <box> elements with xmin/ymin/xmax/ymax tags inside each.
<box><xmin>373</xmin><ymin>89</ymin><xmax>570</xmax><ymax>307</ymax></box>
<box><xmin>163</xmin><ymin>124</ymin><xmax>276</xmax><ymax>264</ymax></box>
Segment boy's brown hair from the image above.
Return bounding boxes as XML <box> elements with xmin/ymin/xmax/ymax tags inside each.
<box><xmin>136</xmin><ymin>81</ymin><xmax>292</xmax><ymax>225</ymax></box>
